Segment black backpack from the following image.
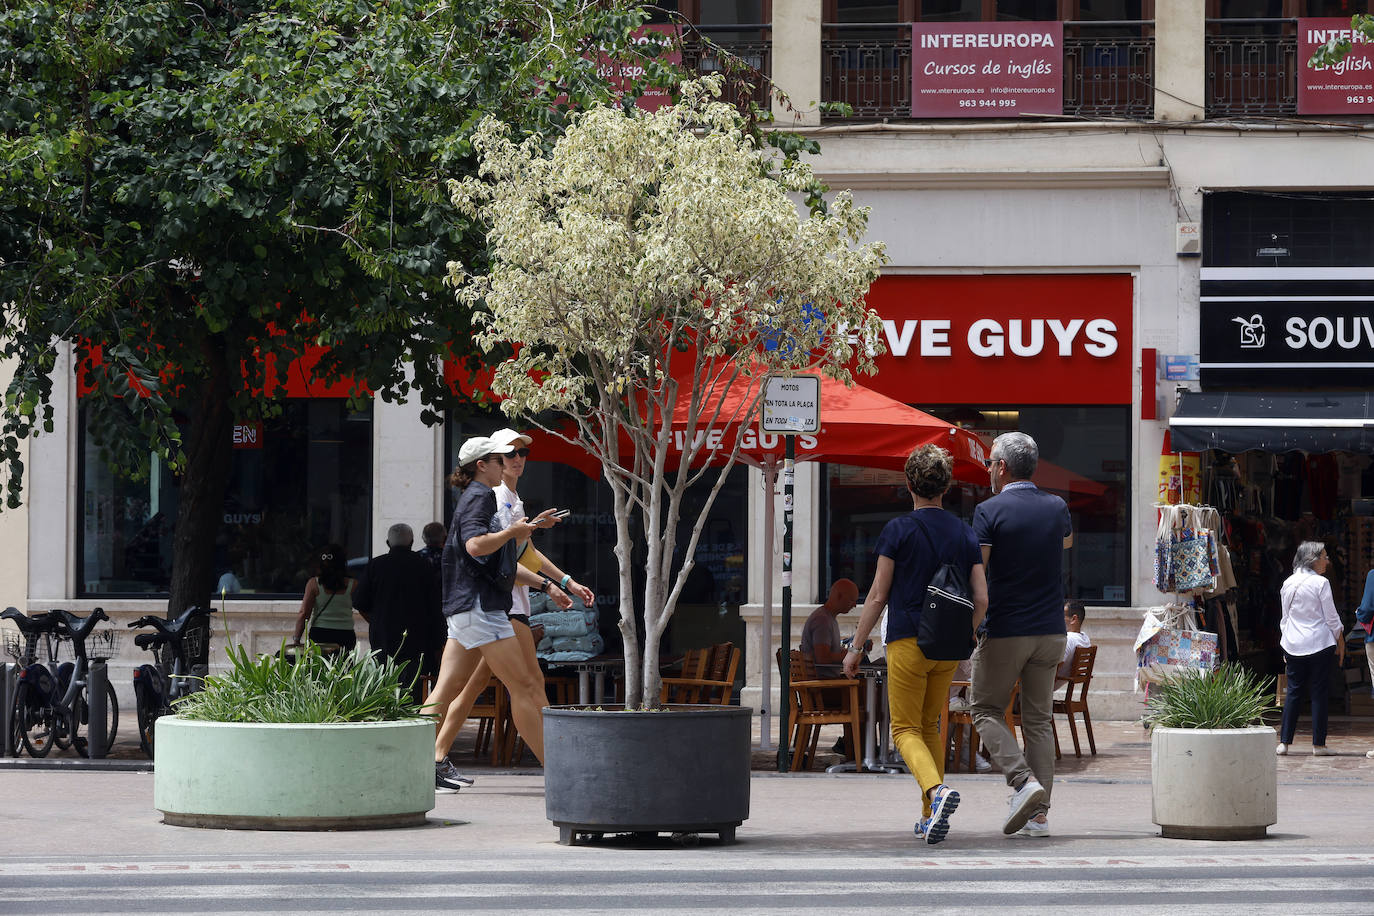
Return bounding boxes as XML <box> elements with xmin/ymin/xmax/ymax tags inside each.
<box><xmin>911</xmin><ymin>515</ymin><xmax>976</xmax><ymax>661</ymax></box>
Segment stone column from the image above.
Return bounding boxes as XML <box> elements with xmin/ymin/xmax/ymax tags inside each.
<box><xmin>770</xmin><ymin>0</ymin><xmax>822</xmax><ymax>127</ymax></box>
<box><xmin>1154</xmin><ymin>0</ymin><xmax>1207</xmax><ymax>121</ymax></box>
<box><xmin>370</xmin><ymin>365</ymin><xmax>444</xmax><ymax>557</ymax></box>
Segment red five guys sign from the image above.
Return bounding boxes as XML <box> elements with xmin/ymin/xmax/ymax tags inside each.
<box><xmin>911</xmin><ymin>22</ymin><xmax>1064</xmax><ymax>118</ymax></box>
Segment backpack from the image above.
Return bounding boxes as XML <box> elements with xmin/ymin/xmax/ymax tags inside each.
<box><xmin>911</xmin><ymin>514</ymin><xmax>976</xmax><ymax>661</ymax></box>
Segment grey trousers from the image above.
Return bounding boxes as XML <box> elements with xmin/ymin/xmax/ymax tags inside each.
<box><xmin>970</xmin><ymin>633</ymin><xmax>1066</xmax><ymax>817</ymax></box>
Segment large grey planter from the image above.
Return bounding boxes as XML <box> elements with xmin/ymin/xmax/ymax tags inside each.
<box><xmin>154</xmin><ymin>716</ymin><xmax>434</xmax><ymax>830</ymax></box>
<box><xmin>544</xmin><ymin>704</ymin><xmax>751</xmax><ymax>845</ymax></box>
<box><xmin>1151</xmin><ymin>725</ymin><xmax>1278</xmax><ymax>840</ymax></box>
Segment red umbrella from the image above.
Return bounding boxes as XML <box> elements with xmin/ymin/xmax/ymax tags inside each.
<box><xmin>535</xmin><ymin>372</ymin><xmax>990</xmax><ymax>485</ymax></box>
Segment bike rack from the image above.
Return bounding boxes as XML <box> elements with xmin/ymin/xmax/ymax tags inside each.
<box><xmin>87</xmin><ymin>659</ymin><xmax>109</xmax><ymax>759</ymax></box>
<box><xmin>1</xmin><ymin>662</ymin><xmax>15</xmax><ymax>756</ymax></box>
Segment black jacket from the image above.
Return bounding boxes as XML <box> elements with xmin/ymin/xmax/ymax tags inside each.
<box><xmin>353</xmin><ymin>545</ymin><xmax>443</xmax><ymax>660</ymax></box>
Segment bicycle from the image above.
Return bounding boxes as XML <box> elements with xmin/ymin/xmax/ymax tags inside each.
<box><xmin>3</xmin><ymin>607</ymin><xmax>120</xmax><ymax>758</ymax></box>
<box><xmin>128</xmin><ymin>605</ymin><xmax>214</xmax><ymax>758</ymax></box>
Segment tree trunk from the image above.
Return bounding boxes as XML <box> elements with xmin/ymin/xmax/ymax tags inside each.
<box><xmin>166</xmin><ymin>334</ymin><xmax>235</xmax><ymax>666</ymax></box>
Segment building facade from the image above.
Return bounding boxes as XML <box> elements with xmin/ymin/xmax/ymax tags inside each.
<box><xmin>9</xmin><ymin>0</ymin><xmax>1374</xmax><ymax>723</ymax></box>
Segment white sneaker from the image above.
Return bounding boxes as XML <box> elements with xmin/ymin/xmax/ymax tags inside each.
<box><xmin>1017</xmin><ymin>816</ymin><xmax>1050</xmax><ymax>838</ymax></box>
<box><xmin>1003</xmin><ymin>779</ymin><xmax>1047</xmax><ymax>835</ymax></box>
<box><xmin>974</xmin><ymin>753</ymin><xmax>993</xmax><ymax>773</ymax></box>
<box><xmin>1366</xmin><ymin>750</ymin><xmax>1374</xmax><ymax>758</ymax></box>
<box><xmin>1275</xmin><ymin>743</ymin><xmax>1288</xmax><ymax>756</ymax></box>
<box><xmin>1313</xmin><ymin>746</ymin><xmax>1333</xmax><ymax>756</ymax></box>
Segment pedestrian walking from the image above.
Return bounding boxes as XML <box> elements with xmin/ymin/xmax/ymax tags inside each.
<box><xmin>1276</xmin><ymin>541</ymin><xmax>1344</xmax><ymax>757</ymax></box>
<box><xmin>425</xmin><ymin>435</ymin><xmax>561</xmax><ymax>793</ymax></box>
<box><xmin>846</xmin><ymin>445</ymin><xmax>988</xmax><ymax>845</ymax></box>
<box><xmin>1356</xmin><ymin>569</ymin><xmax>1374</xmax><ymax>758</ymax></box>
<box><xmin>290</xmin><ymin>544</ymin><xmax>360</xmax><ymax>651</ymax></box>
<box><xmin>434</xmin><ymin>428</ymin><xmax>591</xmax><ymax>765</ymax></box>
<box><xmin>970</xmin><ymin>431</ymin><xmax>1072</xmax><ymax>838</ymax></box>
<box><xmin>352</xmin><ymin>523</ymin><xmax>443</xmax><ymax>704</ymax></box>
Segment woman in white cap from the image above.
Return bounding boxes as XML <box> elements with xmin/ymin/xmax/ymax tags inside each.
<box><xmin>435</xmin><ymin>428</ymin><xmax>595</xmax><ymax>768</ymax></box>
<box><xmin>428</xmin><ymin>434</ymin><xmax>560</xmax><ymax>793</ymax></box>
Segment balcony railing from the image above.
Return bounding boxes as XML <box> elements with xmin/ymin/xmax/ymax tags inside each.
<box><xmin>821</xmin><ymin>23</ymin><xmax>1155</xmax><ymax>121</ymax></box>
<box><xmin>681</xmin><ymin>25</ymin><xmax>773</xmax><ymax>111</ymax></box>
<box><xmin>1206</xmin><ymin>19</ymin><xmax>1297</xmax><ymax>117</ymax></box>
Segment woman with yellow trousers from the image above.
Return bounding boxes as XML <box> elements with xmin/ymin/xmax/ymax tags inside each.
<box><xmin>845</xmin><ymin>445</ymin><xmax>988</xmax><ymax>846</ymax></box>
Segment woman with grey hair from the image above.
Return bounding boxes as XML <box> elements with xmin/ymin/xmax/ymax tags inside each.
<box><xmin>1276</xmin><ymin>541</ymin><xmax>1345</xmax><ymax>756</ymax></box>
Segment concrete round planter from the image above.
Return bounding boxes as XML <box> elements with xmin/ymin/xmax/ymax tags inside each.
<box><xmin>153</xmin><ymin>716</ymin><xmax>434</xmax><ymax>830</ymax></box>
<box><xmin>544</xmin><ymin>704</ymin><xmax>751</xmax><ymax>845</ymax></box>
<box><xmin>1151</xmin><ymin>725</ymin><xmax>1278</xmax><ymax>840</ymax></box>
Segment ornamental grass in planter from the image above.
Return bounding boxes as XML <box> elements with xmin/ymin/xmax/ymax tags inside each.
<box><xmin>1145</xmin><ymin>664</ymin><xmax>1278</xmax><ymax>840</ymax></box>
<box><xmin>155</xmin><ymin>643</ymin><xmax>434</xmax><ymax>830</ymax></box>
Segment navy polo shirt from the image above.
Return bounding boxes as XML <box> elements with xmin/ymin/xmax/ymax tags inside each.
<box><xmin>875</xmin><ymin>507</ymin><xmax>982</xmax><ymax>643</ymax></box>
<box><xmin>971</xmin><ymin>482</ymin><xmax>1071</xmax><ymax>638</ymax></box>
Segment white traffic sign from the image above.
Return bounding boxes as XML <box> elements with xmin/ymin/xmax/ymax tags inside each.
<box><xmin>761</xmin><ymin>375</ymin><xmax>820</xmax><ymax>434</ymax></box>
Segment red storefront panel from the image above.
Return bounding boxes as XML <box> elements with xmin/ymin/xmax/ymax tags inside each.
<box><xmin>861</xmin><ymin>274</ymin><xmax>1133</xmax><ymax>405</ymax></box>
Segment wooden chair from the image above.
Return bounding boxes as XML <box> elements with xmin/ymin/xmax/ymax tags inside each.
<box><xmin>776</xmin><ymin>648</ymin><xmax>863</xmax><ymax>771</ymax></box>
<box><xmin>946</xmin><ymin>680</ymin><xmax>1020</xmax><ymax>773</ymax></box>
<box><xmin>468</xmin><ymin>675</ymin><xmax>518</xmax><ymax>766</ymax></box>
<box><xmin>660</xmin><ymin>642</ymin><xmax>741</xmax><ymax>706</ymax></box>
<box><xmin>1053</xmin><ymin>645</ymin><xmax>1098</xmax><ymax>758</ymax></box>
<box><xmin>544</xmin><ymin>675</ymin><xmax>578</xmax><ymax>705</ymax></box>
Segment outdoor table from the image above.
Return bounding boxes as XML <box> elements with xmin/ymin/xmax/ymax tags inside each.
<box><xmin>569</xmin><ymin>655</ymin><xmax>625</xmax><ymax>705</ymax></box>
<box><xmin>826</xmin><ymin>663</ymin><xmax>907</xmax><ymax>775</ymax></box>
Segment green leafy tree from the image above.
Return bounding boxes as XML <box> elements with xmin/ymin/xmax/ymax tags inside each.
<box><xmin>448</xmin><ymin>79</ymin><xmax>888</xmax><ymax>708</ymax></box>
<box><xmin>0</xmin><ymin>0</ymin><xmax>672</xmax><ymax>627</ymax></box>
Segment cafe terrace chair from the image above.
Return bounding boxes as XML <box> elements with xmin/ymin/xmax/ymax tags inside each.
<box><xmin>1052</xmin><ymin>645</ymin><xmax>1098</xmax><ymax>758</ymax></box>
<box><xmin>777</xmin><ymin>648</ymin><xmax>863</xmax><ymax>772</ymax></box>
<box><xmin>660</xmin><ymin>642</ymin><xmax>741</xmax><ymax>706</ymax></box>
<box><xmin>946</xmin><ymin>679</ymin><xmax>1020</xmax><ymax>773</ymax></box>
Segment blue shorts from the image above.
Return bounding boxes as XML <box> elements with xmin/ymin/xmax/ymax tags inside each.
<box><xmin>446</xmin><ymin>597</ymin><xmax>515</xmax><ymax>649</ymax></box>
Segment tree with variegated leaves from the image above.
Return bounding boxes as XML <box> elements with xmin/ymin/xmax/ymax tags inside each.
<box><xmin>446</xmin><ymin>79</ymin><xmax>888</xmax><ymax>708</ymax></box>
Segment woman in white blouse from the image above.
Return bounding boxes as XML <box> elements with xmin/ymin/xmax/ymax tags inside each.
<box><xmin>1276</xmin><ymin>541</ymin><xmax>1345</xmax><ymax>756</ymax></box>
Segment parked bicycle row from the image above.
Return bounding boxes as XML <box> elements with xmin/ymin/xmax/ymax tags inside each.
<box><xmin>1</xmin><ymin>605</ymin><xmax>213</xmax><ymax>759</ymax></box>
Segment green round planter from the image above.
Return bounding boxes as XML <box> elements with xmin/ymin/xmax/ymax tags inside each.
<box><xmin>153</xmin><ymin>716</ymin><xmax>434</xmax><ymax>830</ymax></box>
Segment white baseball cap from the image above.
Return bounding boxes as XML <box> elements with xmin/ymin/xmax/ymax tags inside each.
<box><xmin>457</xmin><ymin>436</ymin><xmax>516</xmax><ymax>467</ymax></box>
<box><xmin>491</xmin><ymin>428</ymin><xmax>533</xmax><ymax>449</ymax></box>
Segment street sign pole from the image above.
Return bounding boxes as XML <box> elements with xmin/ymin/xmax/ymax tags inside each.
<box><xmin>760</xmin><ymin>375</ymin><xmax>820</xmax><ymax>774</ymax></box>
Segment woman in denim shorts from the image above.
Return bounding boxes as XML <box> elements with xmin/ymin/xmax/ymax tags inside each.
<box><xmin>425</xmin><ymin>435</ymin><xmax>560</xmax><ymax>792</ymax></box>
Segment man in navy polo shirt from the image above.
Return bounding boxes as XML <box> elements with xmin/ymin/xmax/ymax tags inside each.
<box><xmin>970</xmin><ymin>431</ymin><xmax>1072</xmax><ymax>838</ymax></box>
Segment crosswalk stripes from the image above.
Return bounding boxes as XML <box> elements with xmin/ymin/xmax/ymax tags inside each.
<box><xmin>0</xmin><ymin>853</ymin><xmax>1369</xmax><ymax>913</ymax></box>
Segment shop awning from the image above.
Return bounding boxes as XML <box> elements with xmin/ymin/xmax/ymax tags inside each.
<box><xmin>1169</xmin><ymin>391</ymin><xmax>1374</xmax><ymax>453</ymax></box>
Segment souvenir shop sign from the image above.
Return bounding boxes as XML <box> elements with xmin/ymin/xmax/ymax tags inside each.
<box><xmin>911</xmin><ymin>23</ymin><xmax>1063</xmax><ymax>118</ymax></box>
<box><xmin>1199</xmin><ymin>267</ymin><xmax>1374</xmax><ymax>386</ymax></box>
<box><xmin>1297</xmin><ymin>18</ymin><xmax>1374</xmax><ymax>115</ymax></box>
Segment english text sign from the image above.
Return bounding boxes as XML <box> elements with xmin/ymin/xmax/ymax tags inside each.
<box><xmin>911</xmin><ymin>22</ymin><xmax>1063</xmax><ymax>118</ymax></box>
<box><xmin>1298</xmin><ymin>18</ymin><xmax>1374</xmax><ymax>115</ymax></box>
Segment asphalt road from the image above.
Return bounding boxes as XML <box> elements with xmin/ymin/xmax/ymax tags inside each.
<box><xmin>2</xmin><ymin>768</ymin><xmax>1371</xmax><ymax>914</ymax></box>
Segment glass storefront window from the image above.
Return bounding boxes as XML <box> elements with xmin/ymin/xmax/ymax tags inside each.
<box><xmin>80</xmin><ymin>400</ymin><xmax>373</xmax><ymax>596</ymax></box>
<box><xmin>444</xmin><ymin>417</ymin><xmax>749</xmax><ymax>659</ymax></box>
<box><xmin>824</xmin><ymin>405</ymin><xmax>1130</xmax><ymax>605</ymax></box>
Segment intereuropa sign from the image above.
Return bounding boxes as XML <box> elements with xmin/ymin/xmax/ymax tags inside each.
<box><xmin>860</xmin><ymin>274</ymin><xmax>1133</xmax><ymax>405</ymax></box>
<box><xmin>911</xmin><ymin>23</ymin><xmax>1063</xmax><ymax>118</ymax></box>
<box><xmin>1297</xmin><ymin>18</ymin><xmax>1374</xmax><ymax>115</ymax></box>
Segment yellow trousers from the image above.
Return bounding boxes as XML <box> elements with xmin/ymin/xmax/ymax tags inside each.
<box><xmin>886</xmin><ymin>638</ymin><xmax>958</xmax><ymax>817</ymax></box>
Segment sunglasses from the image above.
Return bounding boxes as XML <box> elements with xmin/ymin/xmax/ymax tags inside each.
<box><xmin>512</xmin><ymin>448</ymin><xmax>531</xmax><ymax>458</ymax></box>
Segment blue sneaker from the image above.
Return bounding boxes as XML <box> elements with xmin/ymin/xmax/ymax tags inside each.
<box><xmin>925</xmin><ymin>784</ymin><xmax>960</xmax><ymax>846</ymax></box>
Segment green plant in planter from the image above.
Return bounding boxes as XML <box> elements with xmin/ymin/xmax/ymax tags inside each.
<box><xmin>173</xmin><ymin>642</ymin><xmax>422</xmax><ymax>724</ymax></box>
<box><xmin>1143</xmin><ymin>664</ymin><xmax>1274</xmax><ymax>730</ymax></box>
